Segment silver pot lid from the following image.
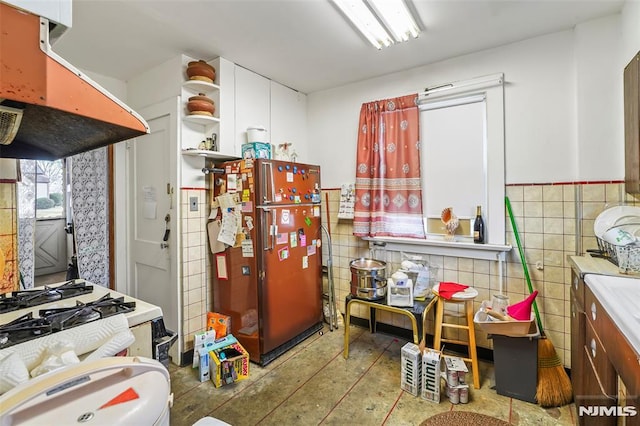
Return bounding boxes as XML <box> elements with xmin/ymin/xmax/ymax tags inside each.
<box><xmin>350</xmin><ymin>258</ymin><xmax>386</xmax><ymax>270</ymax></box>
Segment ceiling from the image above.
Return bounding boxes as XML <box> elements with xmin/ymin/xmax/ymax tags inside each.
<box><xmin>52</xmin><ymin>0</ymin><xmax>625</xmax><ymax>94</ymax></box>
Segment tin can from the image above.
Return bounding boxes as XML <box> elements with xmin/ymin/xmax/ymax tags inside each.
<box><xmin>457</xmin><ymin>371</ymin><xmax>466</xmax><ymax>385</ymax></box>
<box><xmin>459</xmin><ymin>386</ymin><xmax>469</xmax><ymax>404</ymax></box>
<box><xmin>448</xmin><ymin>386</ymin><xmax>460</xmax><ymax>404</ymax></box>
<box><xmin>447</xmin><ymin>370</ymin><xmax>458</xmax><ymax>386</ymax></box>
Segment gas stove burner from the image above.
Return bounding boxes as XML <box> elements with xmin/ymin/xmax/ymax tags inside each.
<box><xmin>0</xmin><ymin>280</ymin><xmax>94</xmax><ymax>314</ymax></box>
<box><xmin>0</xmin><ymin>313</ymin><xmax>52</xmax><ymax>349</ymax></box>
<box><xmin>39</xmin><ymin>294</ymin><xmax>135</xmax><ymax>331</ymax></box>
<box><xmin>86</xmin><ymin>294</ymin><xmax>136</xmax><ymax>316</ymax></box>
<box><xmin>45</xmin><ymin>305</ymin><xmax>103</xmax><ymax>331</ymax></box>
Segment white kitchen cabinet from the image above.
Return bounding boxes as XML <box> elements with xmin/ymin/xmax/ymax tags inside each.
<box><xmin>270</xmin><ymin>81</ymin><xmax>307</xmax><ymax>161</ymax></box>
<box><xmin>234</xmin><ymin>66</ymin><xmax>271</xmax><ymax>148</ymax></box>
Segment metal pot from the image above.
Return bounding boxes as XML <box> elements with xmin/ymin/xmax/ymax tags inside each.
<box><xmin>349</xmin><ymin>258</ymin><xmax>387</xmax><ymax>300</ymax></box>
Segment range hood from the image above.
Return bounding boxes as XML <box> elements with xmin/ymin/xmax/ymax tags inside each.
<box><xmin>0</xmin><ymin>2</ymin><xmax>149</xmax><ymax>160</ymax></box>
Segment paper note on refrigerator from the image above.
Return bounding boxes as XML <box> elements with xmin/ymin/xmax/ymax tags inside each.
<box><xmin>217</xmin><ymin>193</ymin><xmax>236</xmax><ymax>209</ymax></box>
<box><xmin>227</xmin><ymin>174</ymin><xmax>238</xmax><ymax>192</ymax></box>
<box><xmin>241</xmin><ymin>239</ymin><xmax>254</xmax><ymax>257</ymax></box>
<box><xmin>217</xmin><ymin>210</ymin><xmax>237</xmax><ymax>246</ymax></box>
<box><xmin>281</xmin><ymin>209</ymin><xmax>290</xmax><ymax>224</ymax></box>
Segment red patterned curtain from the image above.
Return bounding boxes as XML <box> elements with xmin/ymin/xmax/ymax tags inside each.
<box><xmin>353</xmin><ymin>94</ymin><xmax>425</xmax><ymax>238</ymax></box>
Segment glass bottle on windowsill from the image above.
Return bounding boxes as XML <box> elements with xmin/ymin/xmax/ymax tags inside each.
<box><xmin>473</xmin><ymin>205</ymin><xmax>485</xmax><ymax>244</ymax></box>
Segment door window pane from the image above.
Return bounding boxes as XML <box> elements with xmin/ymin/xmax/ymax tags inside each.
<box><xmin>35</xmin><ymin>160</ymin><xmax>65</xmax><ymax>219</ymax></box>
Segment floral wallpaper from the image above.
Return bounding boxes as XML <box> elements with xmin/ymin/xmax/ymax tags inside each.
<box><xmin>71</xmin><ymin>148</ymin><xmax>109</xmax><ymax>287</ymax></box>
<box><xmin>17</xmin><ymin>160</ymin><xmax>36</xmax><ymax>289</ymax></box>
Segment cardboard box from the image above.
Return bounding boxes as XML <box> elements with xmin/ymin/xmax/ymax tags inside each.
<box><xmin>207</xmin><ymin>312</ymin><xmax>231</xmax><ymax>338</ymax></box>
<box><xmin>209</xmin><ymin>336</ymin><xmax>250</xmax><ymax>388</ymax></box>
<box><xmin>192</xmin><ymin>330</ymin><xmax>216</xmax><ymax>369</ymax></box>
<box><xmin>443</xmin><ymin>355</ymin><xmax>468</xmax><ymax>382</ymax></box>
<box><xmin>442</xmin><ymin>355</ymin><xmax>469</xmax><ymax>404</ymax></box>
<box><xmin>198</xmin><ymin>345</ymin><xmax>212</xmax><ymax>382</ymax></box>
<box><xmin>400</xmin><ymin>342</ymin><xmax>422</xmax><ymax>396</ymax></box>
<box><xmin>421</xmin><ymin>348</ymin><xmax>442</xmax><ymax>403</ymax></box>
<box><xmin>242</xmin><ymin>142</ymin><xmax>271</xmax><ymax>159</ymax></box>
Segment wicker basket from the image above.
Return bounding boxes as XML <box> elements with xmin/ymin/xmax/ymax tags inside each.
<box><xmin>596</xmin><ymin>236</ymin><xmax>640</xmax><ymax>273</ymax></box>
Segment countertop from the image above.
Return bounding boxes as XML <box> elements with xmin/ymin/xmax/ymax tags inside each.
<box><xmin>568</xmin><ymin>253</ymin><xmax>640</xmax><ymax>278</ymax></box>
<box><xmin>584</xmin><ymin>273</ymin><xmax>640</xmax><ymax>358</ymax></box>
<box><xmin>569</xmin><ymin>254</ymin><xmax>640</xmax><ymax>357</ymax></box>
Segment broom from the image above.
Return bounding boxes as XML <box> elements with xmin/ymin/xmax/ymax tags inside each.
<box><xmin>505</xmin><ymin>196</ymin><xmax>573</xmax><ymax>407</ymax></box>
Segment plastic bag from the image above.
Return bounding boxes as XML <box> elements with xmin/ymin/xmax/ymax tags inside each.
<box><xmin>30</xmin><ymin>340</ymin><xmax>80</xmax><ymax>378</ymax></box>
<box><xmin>400</xmin><ymin>252</ymin><xmax>437</xmax><ymax>299</ymax></box>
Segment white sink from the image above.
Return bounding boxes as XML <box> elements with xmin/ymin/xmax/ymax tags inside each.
<box><xmin>584</xmin><ymin>274</ymin><xmax>640</xmax><ymax>356</ymax></box>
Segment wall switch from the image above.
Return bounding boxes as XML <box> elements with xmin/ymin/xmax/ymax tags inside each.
<box><xmin>190</xmin><ymin>197</ymin><xmax>198</xmax><ymax>212</ymax></box>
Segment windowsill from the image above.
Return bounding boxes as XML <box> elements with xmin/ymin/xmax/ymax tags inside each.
<box><xmin>363</xmin><ymin>236</ymin><xmax>512</xmax><ymax>261</ymax></box>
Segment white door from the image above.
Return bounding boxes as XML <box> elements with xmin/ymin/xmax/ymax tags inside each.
<box><xmin>34</xmin><ymin>218</ymin><xmax>67</xmax><ymax>276</ymax></box>
<box><xmin>127</xmin><ymin>98</ymin><xmax>181</xmax><ymax>360</ymax></box>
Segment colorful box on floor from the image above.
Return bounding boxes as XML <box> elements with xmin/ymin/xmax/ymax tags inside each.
<box><xmin>207</xmin><ymin>312</ymin><xmax>231</xmax><ymax>338</ymax></box>
<box><xmin>198</xmin><ymin>346</ymin><xmax>212</xmax><ymax>382</ymax></box>
<box><xmin>421</xmin><ymin>348</ymin><xmax>442</xmax><ymax>403</ymax></box>
<box><xmin>400</xmin><ymin>342</ymin><xmax>422</xmax><ymax>396</ymax></box>
<box><xmin>209</xmin><ymin>337</ymin><xmax>250</xmax><ymax>388</ymax></box>
<box><xmin>192</xmin><ymin>329</ymin><xmax>217</xmax><ymax>369</ymax></box>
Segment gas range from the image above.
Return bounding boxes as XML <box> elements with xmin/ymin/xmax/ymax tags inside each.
<box><xmin>0</xmin><ymin>280</ymin><xmax>94</xmax><ymax>314</ymax></box>
<box><xmin>0</xmin><ymin>280</ymin><xmax>163</xmax><ymax>329</ymax></box>
<box><xmin>0</xmin><ymin>280</ymin><xmax>166</xmax><ymax>361</ymax></box>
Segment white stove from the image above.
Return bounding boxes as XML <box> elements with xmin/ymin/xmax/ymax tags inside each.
<box><xmin>0</xmin><ymin>280</ymin><xmax>163</xmax><ymax>328</ymax></box>
<box><xmin>0</xmin><ymin>280</ymin><xmax>173</xmax><ymax>374</ymax></box>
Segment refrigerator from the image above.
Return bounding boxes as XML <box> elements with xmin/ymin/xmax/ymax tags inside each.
<box><xmin>210</xmin><ymin>158</ymin><xmax>323</xmax><ymax>366</ymax></box>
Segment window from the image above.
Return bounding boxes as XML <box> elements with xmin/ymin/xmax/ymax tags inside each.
<box><xmin>35</xmin><ymin>160</ymin><xmax>65</xmax><ymax>219</ymax></box>
<box><xmin>418</xmin><ymin>74</ymin><xmax>505</xmax><ymax>245</ymax></box>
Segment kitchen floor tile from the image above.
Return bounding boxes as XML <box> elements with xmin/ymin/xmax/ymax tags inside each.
<box><xmin>169</xmin><ymin>324</ymin><xmax>576</xmax><ymax>426</ymax></box>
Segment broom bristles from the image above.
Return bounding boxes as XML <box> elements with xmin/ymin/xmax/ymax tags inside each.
<box><xmin>536</xmin><ymin>338</ymin><xmax>573</xmax><ymax>407</ymax></box>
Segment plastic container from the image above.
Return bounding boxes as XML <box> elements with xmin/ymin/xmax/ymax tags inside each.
<box><xmin>491</xmin><ymin>333</ymin><xmax>539</xmax><ymax>403</ymax></box>
<box><xmin>247</xmin><ymin>126</ymin><xmax>268</xmax><ymax>143</ymax></box>
<box><xmin>473</xmin><ymin>300</ymin><xmax>537</xmax><ymax>337</ymax></box>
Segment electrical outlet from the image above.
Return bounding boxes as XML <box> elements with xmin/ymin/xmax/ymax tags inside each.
<box><xmin>190</xmin><ymin>197</ymin><xmax>198</xmax><ymax>212</ymax></box>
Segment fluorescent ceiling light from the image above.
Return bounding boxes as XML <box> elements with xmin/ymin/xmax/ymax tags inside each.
<box><xmin>332</xmin><ymin>0</ymin><xmax>393</xmax><ymax>49</ymax></box>
<box><xmin>369</xmin><ymin>0</ymin><xmax>419</xmax><ymax>42</ymax></box>
<box><xmin>331</xmin><ymin>0</ymin><xmax>420</xmax><ymax>49</ymax></box>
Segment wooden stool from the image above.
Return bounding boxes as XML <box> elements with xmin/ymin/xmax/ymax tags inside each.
<box><xmin>432</xmin><ymin>285</ymin><xmax>480</xmax><ymax>389</ymax></box>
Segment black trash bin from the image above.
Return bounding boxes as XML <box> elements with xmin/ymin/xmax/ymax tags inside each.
<box><xmin>491</xmin><ymin>332</ymin><xmax>539</xmax><ymax>403</ymax></box>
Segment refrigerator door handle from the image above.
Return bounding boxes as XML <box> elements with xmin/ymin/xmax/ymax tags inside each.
<box><xmin>261</xmin><ymin>161</ymin><xmax>275</xmax><ymax>204</ymax></box>
<box><xmin>262</xmin><ymin>208</ymin><xmax>276</xmax><ymax>251</ymax></box>
<box><xmin>271</xmin><ymin>210</ymin><xmax>276</xmax><ymax>250</ymax></box>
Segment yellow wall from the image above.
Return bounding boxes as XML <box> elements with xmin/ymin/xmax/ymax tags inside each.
<box><xmin>0</xmin><ymin>182</ymin><xmax>19</xmax><ymax>293</ymax></box>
